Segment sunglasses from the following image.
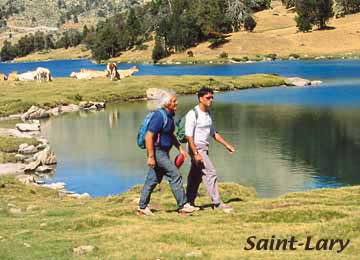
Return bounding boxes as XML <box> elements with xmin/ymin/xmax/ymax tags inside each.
<box><xmin>204</xmin><ymin>96</ymin><xmax>214</xmax><ymax>100</ymax></box>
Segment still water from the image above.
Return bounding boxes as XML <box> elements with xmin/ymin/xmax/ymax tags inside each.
<box><xmin>37</xmin><ymin>59</ymin><xmax>360</xmax><ymax>197</ymax></box>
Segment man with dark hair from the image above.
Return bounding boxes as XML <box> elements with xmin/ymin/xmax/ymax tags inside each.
<box><xmin>185</xmin><ymin>86</ymin><xmax>235</xmax><ymax>212</ymax></box>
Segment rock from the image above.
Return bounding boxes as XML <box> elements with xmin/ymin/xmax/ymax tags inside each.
<box><xmin>37</xmin><ymin>147</ymin><xmax>57</xmax><ymax>165</ymax></box>
<box><xmin>19</xmin><ymin>144</ymin><xmax>38</xmax><ymax>155</ymax></box>
<box><xmin>42</xmin><ymin>182</ymin><xmax>65</xmax><ymax>190</ymax></box>
<box><xmin>15</xmin><ymin>154</ymin><xmax>27</xmax><ymax>162</ymax></box>
<box><xmin>16</xmin><ymin>123</ymin><xmax>40</xmax><ymax>132</ymax></box>
<box><xmin>21</xmin><ymin>106</ymin><xmax>49</xmax><ymax>121</ymax></box>
<box><xmin>24</xmin><ymin>157</ymin><xmax>36</xmax><ymax>163</ymax></box>
<box><xmin>285</xmin><ymin>77</ymin><xmax>311</xmax><ymax>87</ymax></box>
<box><xmin>73</xmin><ymin>245</ymin><xmax>95</xmax><ymax>256</ymax></box>
<box><xmin>79</xmin><ymin>193</ymin><xmax>91</xmax><ymax>199</ymax></box>
<box><xmin>16</xmin><ymin>174</ymin><xmax>36</xmax><ymax>184</ymax></box>
<box><xmin>7</xmin><ymin>203</ymin><xmax>16</xmax><ymax>208</ymax></box>
<box><xmin>40</xmin><ymin>223</ymin><xmax>47</xmax><ymax>228</ymax></box>
<box><xmin>2</xmin><ymin>128</ymin><xmax>33</xmax><ymax>139</ymax></box>
<box><xmin>310</xmin><ymin>80</ymin><xmax>322</xmax><ymax>86</ymax></box>
<box><xmin>24</xmin><ymin>160</ymin><xmax>41</xmax><ymax>172</ymax></box>
<box><xmin>35</xmin><ymin>165</ymin><xmax>53</xmax><ymax>173</ymax></box>
<box><xmin>36</xmin><ymin>143</ymin><xmax>47</xmax><ymax>151</ymax></box>
<box><xmin>23</xmin><ymin>243</ymin><xmax>31</xmax><ymax>248</ymax></box>
<box><xmin>47</xmin><ymin>107</ymin><xmax>59</xmax><ymax>117</ymax></box>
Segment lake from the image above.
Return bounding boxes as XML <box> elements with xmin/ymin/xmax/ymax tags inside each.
<box><xmin>3</xmin><ymin>59</ymin><xmax>359</xmax><ymax>198</ymax></box>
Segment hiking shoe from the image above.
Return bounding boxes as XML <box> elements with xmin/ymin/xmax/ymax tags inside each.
<box><xmin>178</xmin><ymin>203</ymin><xmax>198</xmax><ymax>214</ymax></box>
<box><xmin>137</xmin><ymin>206</ymin><xmax>154</xmax><ymax>216</ymax></box>
<box><xmin>213</xmin><ymin>203</ymin><xmax>233</xmax><ymax>213</ymax></box>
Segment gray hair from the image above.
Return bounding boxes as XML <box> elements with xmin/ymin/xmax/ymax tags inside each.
<box><xmin>157</xmin><ymin>89</ymin><xmax>176</xmax><ymax>108</ymax></box>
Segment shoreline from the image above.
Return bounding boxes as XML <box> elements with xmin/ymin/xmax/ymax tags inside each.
<box><xmin>6</xmin><ymin>54</ymin><xmax>360</xmax><ymax>65</ymax></box>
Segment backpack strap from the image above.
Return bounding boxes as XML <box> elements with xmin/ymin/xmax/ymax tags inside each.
<box><xmin>158</xmin><ymin>109</ymin><xmax>168</xmax><ymax>129</ymax></box>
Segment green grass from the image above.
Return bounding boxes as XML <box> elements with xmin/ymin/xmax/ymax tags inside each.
<box><xmin>0</xmin><ymin>74</ymin><xmax>285</xmax><ymax>117</ymax></box>
<box><xmin>0</xmin><ymin>176</ymin><xmax>358</xmax><ymax>259</ymax></box>
<box><xmin>0</xmin><ymin>136</ymin><xmax>40</xmax><ymax>153</ymax></box>
<box><xmin>0</xmin><ymin>136</ymin><xmax>40</xmax><ymax>163</ymax></box>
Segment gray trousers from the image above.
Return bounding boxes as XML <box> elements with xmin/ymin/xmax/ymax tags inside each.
<box><xmin>139</xmin><ymin>149</ymin><xmax>187</xmax><ymax>209</ymax></box>
<box><xmin>186</xmin><ymin>148</ymin><xmax>221</xmax><ymax>205</ymax></box>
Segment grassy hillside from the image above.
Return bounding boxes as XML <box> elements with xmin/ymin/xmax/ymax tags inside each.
<box><xmin>111</xmin><ymin>1</ymin><xmax>360</xmax><ymax>63</ymax></box>
<box><xmin>0</xmin><ymin>0</ymin><xmax>147</xmax><ymax>48</ymax></box>
<box><xmin>0</xmin><ymin>175</ymin><xmax>359</xmax><ymax>259</ymax></box>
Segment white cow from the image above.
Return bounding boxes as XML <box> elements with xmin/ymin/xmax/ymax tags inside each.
<box><xmin>18</xmin><ymin>71</ymin><xmax>37</xmax><ymax>81</ymax></box>
<box><xmin>35</xmin><ymin>67</ymin><xmax>52</xmax><ymax>81</ymax></box>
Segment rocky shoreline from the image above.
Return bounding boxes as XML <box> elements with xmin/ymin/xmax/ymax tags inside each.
<box><xmin>0</xmin><ymin>101</ymin><xmax>106</xmax><ymax>199</ymax></box>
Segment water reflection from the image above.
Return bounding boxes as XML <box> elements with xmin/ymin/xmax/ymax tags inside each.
<box><xmin>41</xmin><ymin>91</ymin><xmax>360</xmax><ymax>198</ymax></box>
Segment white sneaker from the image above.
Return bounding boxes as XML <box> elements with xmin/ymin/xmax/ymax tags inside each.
<box><xmin>179</xmin><ymin>203</ymin><xmax>198</xmax><ymax>213</ymax></box>
<box><xmin>137</xmin><ymin>206</ymin><xmax>154</xmax><ymax>216</ymax></box>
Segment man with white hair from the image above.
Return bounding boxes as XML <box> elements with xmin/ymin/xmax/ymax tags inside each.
<box><xmin>138</xmin><ymin>90</ymin><xmax>198</xmax><ymax>216</ymax></box>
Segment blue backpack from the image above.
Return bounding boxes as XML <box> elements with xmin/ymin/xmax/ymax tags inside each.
<box><xmin>137</xmin><ymin>109</ymin><xmax>168</xmax><ymax>149</ymax></box>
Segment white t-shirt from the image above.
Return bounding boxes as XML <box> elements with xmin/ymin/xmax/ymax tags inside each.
<box><xmin>185</xmin><ymin>105</ymin><xmax>216</xmax><ymax>148</ymax></box>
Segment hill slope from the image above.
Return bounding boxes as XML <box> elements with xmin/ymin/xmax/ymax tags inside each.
<box><xmin>111</xmin><ymin>1</ymin><xmax>360</xmax><ymax>63</ymax></box>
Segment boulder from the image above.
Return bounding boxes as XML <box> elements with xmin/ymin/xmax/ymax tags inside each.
<box><xmin>15</xmin><ymin>154</ymin><xmax>27</xmax><ymax>162</ymax></box>
<box><xmin>21</xmin><ymin>106</ymin><xmax>49</xmax><ymax>121</ymax></box>
<box><xmin>35</xmin><ymin>165</ymin><xmax>53</xmax><ymax>173</ymax></box>
<box><xmin>35</xmin><ymin>146</ymin><xmax>57</xmax><ymax>165</ymax></box>
<box><xmin>285</xmin><ymin>77</ymin><xmax>311</xmax><ymax>87</ymax></box>
<box><xmin>73</xmin><ymin>245</ymin><xmax>95</xmax><ymax>256</ymax></box>
<box><xmin>24</xmin><ymin>159</ymin><xmax>41</xmax><ymax>172</ymax></box>
<box><xmin>16</xmin><ymin>123</ymin><xmax>40</xmax><ymax>132</ymax></box>
<box><xmin>18</xmin><ymin>144</ymin><xmax>38</xmax><ymax>155</ymax></box>
<box><xmin>42</xmin><ymin>182</ymin><xmax>65</xmax><ymax>190</ymax></box>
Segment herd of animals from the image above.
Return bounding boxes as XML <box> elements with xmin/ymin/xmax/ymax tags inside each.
<box><xmin>0</xmin><ymin>63</ymin><xmax>139</xmax><ymax>82</ymax></box>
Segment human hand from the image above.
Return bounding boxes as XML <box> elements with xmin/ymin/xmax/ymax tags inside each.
<box><xmin>179</xmin><ymin>146</ymin><xmax>188</xmax><ymax>160</ymax></box>
<box><xmin>147</xmin><ymin>157</ymin><xmax>156</xmax><ymax>168</ymax></box>
<box><xmin>194</xmin><ymin>153</ymin><xmax>203</xmax><ymax>165</ymax></box>
<box><xmin>225</xmin><ymin>144</ymin><xmax>235</xmax><ymax>154</ymax></box>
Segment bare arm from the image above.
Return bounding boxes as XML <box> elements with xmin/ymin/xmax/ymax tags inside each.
<box><xmin>172</xmin><ymin>134</ymin><xmax>188</xmax><ymax>158</ymax></box>
<box><xmin>213</xmin><ymin>132</ymin><xmax>235</xmax><ymax>153</ymax></box>
<box><xmin>145</xmin><ymin>131</ymin><xmax>156</xmax><ymax>168</ymax></box>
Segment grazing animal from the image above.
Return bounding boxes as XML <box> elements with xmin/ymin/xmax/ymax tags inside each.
<box><xmin>8</xmin><ymin>72</ymin><xmax>19</xmax><ymax>81</ymax></box>
<box><xmin>106</xmin><ymin>63</ymin><xmax>120</xmax><ymax>80</ymax></box>
<box><xmin>18</xmin><ymin>71</ymin><xmax>37</xmax><ymax>81</ymax></box>
<box><xmin>35</xmin><ymin>67</ymin><xmax>52</xmax><ymax>81</ymax></box>
<box><xmin>0</xmin><ymin>73</ymin><xmax>7</xmax><ymax>80</ymax></box>
<box><xmin>118</xmin><ymin>66</ymin><xmax>139</xmax><ymax>79</ymax></box>
<box><xmin>80</xmin><ymin>69</ymin><xmax>107</xmax><ymax>78</ymax></box>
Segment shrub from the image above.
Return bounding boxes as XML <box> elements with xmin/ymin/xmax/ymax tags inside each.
<box><xmin>244</xmin><ymin>15</ymin><xmax>257</xmax><ymax>32</ymax></box>
<box><xmin>219</xmin><ymin>52</ymin><xmax>228</xmax><ymax>58</ymax></box>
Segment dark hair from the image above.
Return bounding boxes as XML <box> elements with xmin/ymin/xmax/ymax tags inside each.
<box><xmin>197</xmin><ymin>86</ymin><xmax>214</xmax><ymax>100</ymax></box>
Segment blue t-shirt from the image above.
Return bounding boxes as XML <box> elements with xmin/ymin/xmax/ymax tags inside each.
<box><xmin>148</xmin><ymin>109</ymin><xmax>175</xmax><ymax>150</ymax></box>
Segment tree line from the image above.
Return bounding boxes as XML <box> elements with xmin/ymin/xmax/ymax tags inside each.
<box><xmin>281</xmin><ymin>0</ymin><xmax>360</xmax><ymax>32</ymax></box>
<box><xmin>1</xmin><ymin>0</ymin><xmax>269</xmax><ymax>62</ymax></box>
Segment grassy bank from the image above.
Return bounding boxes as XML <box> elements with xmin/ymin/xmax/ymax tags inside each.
<box><xmin>0</xmin><ymin>136</ymin><xmax>40</xmax><ymax>163</ymax></box>
<box><xmin>0</xmin><ymin>176</ymin><xmax>359</xmax><ymax>259</ymax></box>
<box><xmin>0</xmin><ymin>74</ymin><xmax>285</xmax><ymax>117</ymax></box>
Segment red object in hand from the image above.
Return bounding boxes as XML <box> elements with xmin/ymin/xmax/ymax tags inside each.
<box><xmin>174</xmin><ymin>153</ymin><xmax>185</xmax><ymax>168</ymax></box>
